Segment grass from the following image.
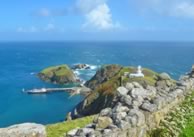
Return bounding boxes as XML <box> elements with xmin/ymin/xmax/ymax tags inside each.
<box><xmin>148</xmin><ymin>91</ymin><xmax>194</xmax><ymax>137</ymax></box>
<box><xmin>41</xmin><ymin>65</ymin><xmax>72</xmax><ymax>76</ymax></box>
<box><xmin>46</xmin><ymin>115</ymin><xmax>96</xmax><ymax>137</ymax></box>
<box><xmin>82</xmin><ymin>66</ymin><xmax>160</xmax><ymax>114</ymax></box>
<box><xmin>180</xmin><ymin>117</ymin><xmax>194</xmax><ymax>137</ymax></box>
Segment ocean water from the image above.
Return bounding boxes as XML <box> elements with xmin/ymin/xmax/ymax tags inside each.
<box><xmin>0</xmin><ymin>41</ymin><xmax>194</xmax><ymax>127</ymax></box>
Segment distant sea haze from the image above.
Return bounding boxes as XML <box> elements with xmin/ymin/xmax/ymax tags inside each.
<box><xmin>0</xmin><ymin>41</ymin><xmax>194</xmax><ymax>127</ymax></box>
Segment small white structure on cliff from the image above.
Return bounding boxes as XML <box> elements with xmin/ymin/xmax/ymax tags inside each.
<box><xmin>129</xmin><ymin>66</ymin><xmax>144</xmax><ymax>78</ymax></box>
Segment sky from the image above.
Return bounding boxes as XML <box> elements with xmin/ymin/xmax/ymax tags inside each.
<box><xmin>0</xmin><ymin>0</ymin><xmax>194</xmax><ymax>41</ymax></box>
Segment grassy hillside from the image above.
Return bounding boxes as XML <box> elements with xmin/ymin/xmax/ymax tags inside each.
<box><xmin>46</xmin><ymin>115</ymin><xmax>96</xmax><ymax>137</ymax></box>
<box><xmin>38</xmin><ymin>64</ymin><xmax>76</xmax><ymax>84</ymax></box>
<box><xmin>75</xmin><ymin>65</ymin><xmax>161</xmax><ymax>116</ymax></box>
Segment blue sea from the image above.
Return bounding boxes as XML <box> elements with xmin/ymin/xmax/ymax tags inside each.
<box><xmin>0</xmin><ymin>41</ymin><xmax>194</xmax><ymax>127</ymax></box>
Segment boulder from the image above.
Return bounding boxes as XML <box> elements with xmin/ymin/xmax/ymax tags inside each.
<box><xmin>131</xmin><ymin>88</ymin><xmax>154</xmax><ymax>99</ymax></box>
<box><xmin>67</xmin><ymin>128</ymin><xmax>79</xmax><ymax>137</ymax></box>
<box><xmin>96</xmin><ymin>116</ymin><xmax>113</xmax><ymax>129</ymax></box>
<box><xmin>72</xmin><ymin>64</ymin><xmax>90</xmax><ymax>70</ymax></box>
<box><xmin>100</xmin><ymin>108</ymin><xmax>112</xmax><ymax>117</ymax></box>
<box><xmin>112</xmin><ymin>112</ymin><xmax>127</xmax><ymax>121</ymax></box>
<box><xmin>128</xmin><ymin>109</ymin><xmax>145</xmax><ymax>127</ymax></box>
<box><xmin>159</xmin><ymin>73</ymin><xmax>171</xmax><ymax>80</ymax></box>
<box><xmin>125</xmin><ymin>83</ymin><xmax>134</xmax><ymax>91</ymax></box>
<box><xmin>132</xmin><ymin>96</ymin><xmax>144</xmax><ymax>108</ymax></box>
<box><xmin>0</xmin><ymin>123</ymin><xmax>46</xmax><ymax>137</ymax></box>
<box><xmin>141</xmin><ymin>102</ymin><xmax>157</xmax><ymax>112</ymax></box>
<box><xmin>76</xmin><ymin>128</ymin><xmax>94</xmax><ymax>136</ymax></box>
<box><xmin>113</xmin><ymin>104</ymin><xmax>129</xmax><ymax>113</ymax></box>
<box><xmin>120</xmin><ymin>95</ymin><xmax>132</xmax><ymax>106</ymax></box>
<box><xmin>117</xmin><ymin>120</ymin><xmax>131</xmax><ymax>130</ymax></box>
<box><xmin>117</xmin><ymin>87</ymin><xmax>129</xmax><ymax>96</ymax></box>
<box><xmin>153</xmin><ymin>97</ymin><xmax>166</xmax><ymax>109</ymax></box>
<box><xmin>132</xmin><ymin>82</ymin><xmax>143</xmax><ymax>88</ymax></box>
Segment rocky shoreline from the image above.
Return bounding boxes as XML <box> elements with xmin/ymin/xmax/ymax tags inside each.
<box><xmin>0</xmin><ymin>64</ymin><xmax>194</xmax><ymax>137</ymax></box>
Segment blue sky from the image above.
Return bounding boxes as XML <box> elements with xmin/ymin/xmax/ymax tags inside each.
<box><xmin>0</xmin><ymin>0</ymin><xmax>194</xmax><ymax>41</ymax></box>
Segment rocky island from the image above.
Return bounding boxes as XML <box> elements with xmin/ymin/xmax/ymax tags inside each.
<box><xmin>38</xmin><ymin>65</ymin><xmax>78</xmax><ymax>84</ymax></box>
<box><xmin>1</xmin><ymin>64</ymin><xmax>194</xmax><ymax>137</ymax></box>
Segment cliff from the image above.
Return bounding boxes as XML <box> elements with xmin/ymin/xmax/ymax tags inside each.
<box><xmin>67</xmin><ymin>66</ymin><xmax>194</xmax><ymax>137</ymax></box>
<box><xmin>72</xmin><ymin>64</ymin><xmax>175</xmax><ymax>118</ymax></box>
<box><xmin>38</xmin><ymin>65</ymin><xmax>77</xmax><ymax>84</ymax></box>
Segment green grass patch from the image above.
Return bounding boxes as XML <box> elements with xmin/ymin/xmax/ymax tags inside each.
<box><xmin>148</xmin><ymin>91</ymin><xmax>194</xmax><ymax>137</ymax></box>
<box><xmin>180</xmin><ymin>117</ymin><xmax>194</xmax><ymax>137</ymax></box>
<box><xmin>41</xmin><ymin>65</ymin><xmax>72</xmax><ymax>76</ymax></box>
<box><xmin>46</xmin><ymin>115</ymin><xmax>96</xmax><ymax>137</ymax></box>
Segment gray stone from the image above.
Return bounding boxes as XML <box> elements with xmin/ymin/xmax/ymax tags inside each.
<box><xmin>159</xmin><ymin>73</ymin><xmax>171</xmax><ymax>80</ymax></box>
<box><xmin>112</xmin><ymin>112</ymin><xmax>127</xmax><ymax>121</ymax></box>
<box><xmin>125</xmin><ymin>83</ymin><xmax>134</xmax><ymax>91</ymax></box>
<box><xmin>131</xmin><ymin>88</ymin><xmax>154</xmax><ymax>99</ymax></box>
<box><xmin>96</xmin><ymin>116</ymin><xmax>113</xmax><ymax>129</ymax></box>
<box><xmin>120</xmin><ymin>95</ymin><xmax>132</xmax><ymax>106</ymax></box>
<box><xmin>0</xmin><ymin>123</ymin><xmax>46</xmax><ymax>137</ymax></box>
<box><xmin>156</xmin><ymin>81</ymin><xmax>167</xmax><ymax>90</ymax></box>
<box><xmin>100</xmin><ymin>108</ymin><xmax>112</xmax><ymax>116</ymax></box>
<box><xmin>103</xmin><ymin>129</ymin><xmax>112</xmax><ymax>134</ymax></box>
<box><xmin>128</xmin><ymin>109</ymin><xmax>145</xmax><ymax>126</ymax></box>
<box><xmin>153</xmin><ymin>97</ymin><xmax>166</xmax><ymax>109</ymax></box>
<box><xmin>88</xmin><ymin>131</ymin><xmax>101</xmax><ymax>137</ymax></box>
<box><xmin>125</xmin><ymin>116</ymin><xmax>137</xmax><ymax>127</ymax></box>
<box><xmin>77</xmin><ymin>128</ymin><xmax>94</xmax><ymax>136</ymax></box>
<box><xmin>141</xmin><ymin>102</ymin><xmax>157</xmax><ymax>112</ymax></box>
<box><xmin>132</xmin><ymin>98</ymin><xmax>143</xmax><ymax>108</ymax></box>
<box><xmin>113</xmin><ymin>104</ymin><xmax>129</xmax><ymax>113</ymax></box>
<box><xmin>67</xmin><ymin>128</ymin><xmax>79</xmax><ymax>137</ymax></box>
<box><xmin>117</xmin><ymin>87</ymin><xmax>129</xmax><ymax>96</ymax></box>
<box><xmin>117</xmin><ymin>120</ymin><xmax>131</xmax><ymax>130</ymax></box>
<box><xmin>132</xmin><ymin>82</ymin><xmax>143</xmax><ymax>88</ymax></box>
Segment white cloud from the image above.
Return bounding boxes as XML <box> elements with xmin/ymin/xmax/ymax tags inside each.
<box><xmin>172</xmin><ymin>2</ymin><xmax>194</xmax><ymax>18</ymax></box>
<box><xmin>17</xmin><ymin>27</ymin><xmax>26</xmax><ymax>33</ymax></box>
<box><xmin>17</xmin><ymin>26</ymin><xmax>38</xmax><ymax>33</ymax></box>
<box><xmin>35</xmin><ymin>8</ymin><xmax>51</xmax><ymax>17</ymax></box>
<box><xmin>44</xmin><ymin>23</ymin><xmax>56</xmax><ymax>31</ymax></box>
<box><xmin>77</xmin><ymin>0</ymin><xmax>121</xmax><ymax>31</ymax></box>
<box><xmin>136</xmin><ymin>0</ymin><xmax>194</xmax><ymax>19</ymax></box>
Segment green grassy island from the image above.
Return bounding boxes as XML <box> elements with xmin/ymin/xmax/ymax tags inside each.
<box><xmin>38</xmin><ymin>65</ymin><xmax>77</xmax><ymax>84</ymax></box>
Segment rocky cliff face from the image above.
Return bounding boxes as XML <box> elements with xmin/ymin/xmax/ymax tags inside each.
<box><xmin>0</xmin><ymin>123</ymin><xmax>46</xmax><ymax>137</ymax></box>
<box><xmin>85</xmin><ymin>64</ymin><xmax>122</xmax><ymax>90</ymax></box>
<box><xmin>72</xmin><ymin>65</ymin><xmax>169</xmax><ymax>118</ymax></box>
<box><xmin>67</xmin><ymin>66</ymin><xmax>194</xmax><ymax>137</ymax></box>
<box><xmin>38</xmin><ymin>65</ymin><xmax>77</xmax><ymax>84</ymax></box>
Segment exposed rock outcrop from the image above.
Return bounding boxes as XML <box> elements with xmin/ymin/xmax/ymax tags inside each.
<box><xmin>85</xmin><ymin>64</ymin><xmax>122</xmax><ymax>89</ymax></box>
<box><xmin>72</xmin><ymin>65</ymin><xmax>162</xmax><ymax>118</ymax></box>
<box><xmin>0</xmin><ymin>123</ymin><xmax>46</xmax><ymax>137</ymax></box>
<box><xmin>67</xmin><ymin>65</ymin><xmax>194</xmax><ymax>137</ymax></box>
<box><xmin>38</xmin><ymin>65</ymin><xmax>77</xmax><ymax>84</ymax></box>
<box><xmin>72</xmin><ymin>64</ymin><xmax>91</xmax><ymax>70</ymax></box>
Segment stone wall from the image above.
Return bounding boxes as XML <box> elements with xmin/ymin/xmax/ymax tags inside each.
<box><xmin>67</xmin><ymin>67</ymin><xmax>194</xmax><ymax>137</ymax></box>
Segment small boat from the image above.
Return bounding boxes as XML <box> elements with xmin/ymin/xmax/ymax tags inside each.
<box><xmin>26</xmin><ymin>88</ymin><xmax>47</xmax><ymax>94</ymax></box>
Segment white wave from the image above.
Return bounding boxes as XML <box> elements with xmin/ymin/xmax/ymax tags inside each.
<box><xmin>30</xmin><ymin>72</ymin><xmax>35</xmax><ymax>75</ymax></box>
<box><xmin>74</xmin><ymin>70</ymin><xmax>80</xmax><ymax>76</ymax></box>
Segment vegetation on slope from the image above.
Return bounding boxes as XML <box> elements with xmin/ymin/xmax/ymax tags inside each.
<box><xmin>148</xmin><ymin>91</ymin><xmax>194</xmax><ymax>137</ymax></box>
<box><xmin>46</xmin><ymin>115</ymin><xmax>96</xmax><ymax>137</ymax></box>
<box><xmin>75</xmin><ymin>65</ymin><xmax>161</xmax><ymax>116</ymax></box>
<box><xmin>38</xmin><ymin>65</ymin><xmax>77</xmax><ymax>84</ymax></box>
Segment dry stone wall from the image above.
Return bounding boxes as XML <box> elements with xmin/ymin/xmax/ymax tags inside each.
<box><xmin>67</xmin><ymin>67</ymin><xmax>194</xmax><ymax>137</ymax></box>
